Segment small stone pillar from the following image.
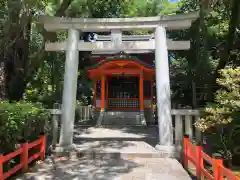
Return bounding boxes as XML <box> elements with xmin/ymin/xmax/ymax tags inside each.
<box><xmin>51</xmin><ymin>103</ymin><xmax>61</xmax><ymax>150</ymax></box>
<box><xmin>139</xmin><ymin>72</ymin><xmax>146</xmax><ymax>125</ymax></box>
<box><xmin>97</xmin><ymin>75</ymin><xmax>105</xmax><ymax>126</ymax></box>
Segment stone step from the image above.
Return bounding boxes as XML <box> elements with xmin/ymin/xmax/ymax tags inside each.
<box><xmin>73</xmin><ymin>126</ymin><xmax>159</xmax><ymax>146</ymax></box>
<box><xmin>53</xmin><ymin>141</ymin><xmax>163</xmax><ymax>159</ymax></box>
<box><xmin>102</xmin><ymin>111</ymin><xmax>141</xmax><ymax>125</ymax></box>
<box><xmin>53</xmin><ymin>150</ymin><xmax>166</xmax><ymax>159</ymax></box>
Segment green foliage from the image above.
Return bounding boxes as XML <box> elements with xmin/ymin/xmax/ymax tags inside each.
<box><xmin>196</xmin><ymin>67</ymin><xmax>240</xmax><ymax>131</ymax></box>
<box><xmin>195</xmin><ymin>67</ymin><xmax>240</xmax><ymax>166</ymax></box>
<box><xmin>0</xmin><ymin>101</ymin><xmax>51</xmax><ymax>153</ymax></box>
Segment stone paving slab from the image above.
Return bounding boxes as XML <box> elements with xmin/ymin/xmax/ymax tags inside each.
<box><xmin>76</xmin><ymin>141</ymin><xmax>158</xmax><ymax>154</ymax></box>
<box><xmin>73</xmin><ymin>126</ymin><xmax>159</xmax><ymax>148</ymax></box>
<box><xmin>17</xmin><ymin>157</ymin><xmax>191</xmax><ymax>180</ymax></box>
<box><xmin>74</xmin><ymin>127</ymin><xmax>158</xmax><ymax>139</ymax></box>
<box><xmin>73</xmin><ymin>141</ymin><xmax>165</xmax><ymax>158</ymax></box>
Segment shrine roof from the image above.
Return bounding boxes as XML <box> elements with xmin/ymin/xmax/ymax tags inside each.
<box><xmin>87</xmin><ymin>55</ymin><xmax>154</xmax><ymax>70</ymax></box>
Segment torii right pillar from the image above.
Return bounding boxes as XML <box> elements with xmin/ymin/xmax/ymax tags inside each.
<box><xmin>155</xmin><ymin>25</ymin><xmax>175</xmax><ymax>157</ymax></box>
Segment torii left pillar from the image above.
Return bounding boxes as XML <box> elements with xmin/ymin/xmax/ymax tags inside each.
<box><xmin>154</xmin><ymin>26</ymin><xmax>175</xmax><ymax>157</ymax></box>
<box><xmin>58</xmin><ymin>28</ymin><xmax>79</xmax><ymax>150</ymax></box>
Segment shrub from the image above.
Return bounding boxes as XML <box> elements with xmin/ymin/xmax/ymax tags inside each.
<box><xmin>195</xmin><ymin>67</ymin><xmax>240</xmax><ymax>166</ymax></box>
<box><xmin>196</xmin><ymin>67</ymin><xmax>240</xmax><ymax>131</ymax></box>
<box><xmin>0</xmin><ymin>101</ymin><xmax>51</xmax><ymax>154</ymax></box>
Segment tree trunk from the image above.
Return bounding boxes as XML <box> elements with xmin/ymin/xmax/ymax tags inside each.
<box><xmin>211</xmin><ymin>0</ymin><xmax>240</xmax><ymax>95</ymax></box>
<box><xmin>3</xmin><ymin>0</ymin><xmax>74</xmax><ymax>101</ymax></box>
<box><xmin>196</xmin><ymin>0</ymin><xmax>212</xmax><ymax>102</ymax></box>
<box><xmin>5</xmin><ymin>8</ymin><xmax>33</xmax><ymax>101</ymax></box>
<box><xmin>27</xmin><ymin>0</ymin><xmax>74</xmax><ymax>82</ymax></box>
<box><xmin>0</xmin><ymin>62</ymin><xmax>6</xmax><ymax>100</ymax></box>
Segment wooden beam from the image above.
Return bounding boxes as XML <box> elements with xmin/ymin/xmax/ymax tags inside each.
<box><xmin>39</xmin><ymin>12</ymin><xmax>199</xmax><ymax>32</ymax></box>
<box><xmin>45</xmin><ymin>40</ymin><xmax>190</xmax><ymax>51</ymax></box>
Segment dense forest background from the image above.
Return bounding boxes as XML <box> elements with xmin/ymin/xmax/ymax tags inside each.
<box><xmin>0</xmin><ymin>0</ymin><xmax>239</xmax><ymax>108</ymax></box>
<box><xmin>0</xmin><ymin>0</ymin><xmax>240</xmax><ymax>168</ymax></box>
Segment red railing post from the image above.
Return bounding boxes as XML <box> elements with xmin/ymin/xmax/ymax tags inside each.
<box><xmin>0</xmin><ymin>154</ymin><xmax>3</xmax><ymax>180</ymax></box>
<box><xmin>40</xmin><ymin>136</ymin><xmax>46</xmax><ymax>161</ymax></box>
<box><xmin>213</xmin><ymin>153</ymin><xmax>223</xmax><ymax>180</ymax></box>
<box><xmin>21</xmin><ymin>142</ymin><xmax>29</xmax><ymax>172</ymax></box>
<box><xmin>196</xmin><ymin>143</ymin><xmax>203</xmax><ymax>180</ymax></box>
<box><xmin>183</xmin><ymin>134</ymin><xmax>189</xmax><ymax>168</ymax></box>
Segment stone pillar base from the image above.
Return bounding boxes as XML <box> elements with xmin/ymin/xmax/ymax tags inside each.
<box><xmin>55</xmin><ymin>143</ymin><xmax>76</xmax><ymax>152</ymax></box>
<box><xmin>96</xmin><ymin>109</ymin><xmax>105</xmax><ymax>126</ymax></box>
<box><xmin>53</xmin><ymin>144</ymin><xmax>76</xmax><ymax>157</ymax></box>
<box><xmin>155</xmin><ymin>144</ymin><xmax>178</xmax><ymax>158</ymax></box>
<box><xmin>140</xmin><ymin>110</ymin><xmax>147</xmax><ymax>126</ymax></box>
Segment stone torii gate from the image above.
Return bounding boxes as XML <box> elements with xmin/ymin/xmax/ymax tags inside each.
<box><xmin>40</xmin><ymin>12</ymin><xmax>198</xmax><ymax>157</ymax></box>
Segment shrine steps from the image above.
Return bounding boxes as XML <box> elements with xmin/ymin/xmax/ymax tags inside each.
<box><xmin>67</xmin><ymin>126</ymin><xmax>160</xmax><ymax>159</ymax></box>
<box><xmin>101</xmin><ymin>111</ymin><xmax>143</xmax><ymax>125</ymax></box>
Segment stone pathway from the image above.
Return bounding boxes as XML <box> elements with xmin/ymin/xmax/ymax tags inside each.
<box><xmin>17</xmin><ymin>156</ymin><xmax>191</xmax><ymax>180</ymax></box>
<box><xmin>73</xmin><ymin>141</ymin><xmax>162</xmax><ymax>158</ymax></box>
<box><xmin>16</xmin><ymin>126</ymin><xmax>191</xmax><ymax>179</ymax></box>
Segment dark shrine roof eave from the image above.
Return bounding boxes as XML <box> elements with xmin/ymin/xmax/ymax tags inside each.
<box><xmin>87</xmin><ymin>56</ymin><xmax>154</xmax><ymax>70</ymax></box>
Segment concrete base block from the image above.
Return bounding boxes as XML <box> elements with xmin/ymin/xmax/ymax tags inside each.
<box><xmin>53</xmin><ymin>144</ymin><xmax>77</xmax><ymax>157</ymax></box>
<box><xmin>155</xmin><ymin>144</ymin><xmax>178</xmax><ymax>158</ymax></box>
<box><xmin>140</xmin><ymin>111</ymin><xmax>147</xmax><ymax>126</ymax></box>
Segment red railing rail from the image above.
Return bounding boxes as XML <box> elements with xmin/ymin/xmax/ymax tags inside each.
<box><xmin>184</xmin><ymin>135</ymin><xmax>240</xmax><ymax>180</ymax></box>
<box><xmin>0</xmin><ymin>136</ymin><xmax>46</xmax><ymax>180</ymax></box>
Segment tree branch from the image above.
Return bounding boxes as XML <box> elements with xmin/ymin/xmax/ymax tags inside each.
<box><xmin>214</xmin><ymin>0</ymin><xmax>240</xmax><ymax>75</ymax></box>
<box><xmin>55</xmin><ymin>0</ymin><xmax>73</xmax><ymax>17</ymax></box>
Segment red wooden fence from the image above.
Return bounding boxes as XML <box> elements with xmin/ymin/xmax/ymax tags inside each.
<box><xmin>0</xmin><ymin>136</ymin><xmax>46</xmax><ymax>180</ymax></box>
<box><xmin>184</xmin><ymin>136</ymin><xmax>240</xmax><ymax>180</ymax></box>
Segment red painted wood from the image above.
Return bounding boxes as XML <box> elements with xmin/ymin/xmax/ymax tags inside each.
<box><xmin>21</xmin><ymin>143</ymin><xmax>28</xmax><ymax>172</ymax></box>
<box><xmin>3</xmin><ymin>163</ymin><xmax>23</xmax><ymax>179</ymax></box>
<box><xmin>88</xmin><ymin>59</ymin><xmax>154</xmax><ymax>80</ymax></box>
<box><xmin>0</xmin><ymin>136</ymin><xmax>46</xmax><ymax>179</ymax></box>
<box><xmin>184</xmin><ymin>138</ymin><xmax>240</xmax><ymax>180</ymax></box>
<box><xmin>0</xmin><ymin>155</ymin><xmax>3</xmax><ymax>180</ymax></box>
<box><xmin>28</xmin><ymin>139</ymin><xmax>41</xmax><ymax>149</ymax></box>
<box><xmin>183</xmin><ymin>137</ymin><xmax>189</xmax><ymax>168</ymax></box>
<box><xmin>2</xmin><ymin>148</ymin><xmax>23</xmax><ymax>163</ymax></box>
<box><xmin>28</xmin><ymin>153</ymin><xmax>41</xmax><ymax>164</ymax></box>
<box><xmin>40</xmin><ymin>136</ymin><xmax>46</xmax><ymax>161</ymax></box>
<box><xmin>214</xmin><ymin>158</ymin><xmax>223</xmax><ymax>180</ymax></box>
<box><xmin>195</xmin><ymin>146</ymin><xmax>202</xmax><ymax>179</ymax></box>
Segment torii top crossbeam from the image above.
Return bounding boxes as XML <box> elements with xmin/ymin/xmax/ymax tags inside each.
<box><xmin>39</xmin><ymin>12</ymin><xmax>198</xmax><ymax>32</ymax></box>
<box><xmin>40</xmin><ymin>12</ymin><xmax>198</xmax><ymax>52</ymax></box>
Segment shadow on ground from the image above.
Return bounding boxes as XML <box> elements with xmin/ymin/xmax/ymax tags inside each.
<box><xmin>73</xmin><ymin>126</ymin><xmax>159</xmax><ymax>147</ymax></box>
<box><xmin>19</xmin><ymin>150</ymin><xmax>142</xmax><ymax>180</ymax></box>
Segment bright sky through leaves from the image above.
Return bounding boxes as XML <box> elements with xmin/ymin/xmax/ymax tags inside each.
<box><xmin>168</xmin><ymin>0</ymin><xmax>180</xmax><ymax>2</ymax></box>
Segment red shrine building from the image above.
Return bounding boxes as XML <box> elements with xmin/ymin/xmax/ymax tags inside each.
<box><xmin>88</xmin><ymin>52</ymin><xmax>155</xmax><ymax>125</ymax></box>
